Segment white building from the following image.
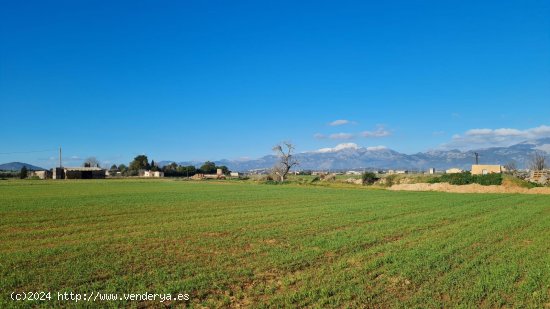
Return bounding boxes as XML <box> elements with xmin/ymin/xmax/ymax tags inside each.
<box><xmin>446</xmin><ymin>168</ymin><xmax>463</xmax><ymax>174</ymax></box>
<box><xmin>471</xmin><ymin>165</ymin><xmax>503</xmax><ymax>175</ymax></box>
<box><xmin>28</xmin><ymin>170</ymin><xmax>51</xmax><ymax>179</ymax></box>
<box><xmin>389</xmin><ymin>170</ymin><xmax>408</xmax><ymax>175</ymax></box>
<box><xmin>140</xmin><ymin>170</ymin><xmax>164</xmax><ymax>178</ymax></box>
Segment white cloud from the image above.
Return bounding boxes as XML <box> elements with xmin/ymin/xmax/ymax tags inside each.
<box><xmin>535</xmin><ymin>144</ymin><xmax>550</xmax><ymax>154</ymax></box>
<box><xmin>234</xmin><ymin>156</ymin><xmax>252</xmax><ymax>162</ymax></box>
<box><xmin>315</xmin><ymin>143</ymin><xmax>359</xmax><ymax>153</ymax></box>
<box><xmin>465</xmin><ymin>128</ymin><xmax>524</xmax><ymax>137</ymax></box>
<box><xmin>530</xmin><ymin>126</ymin><xmax>550</xmax><ymax>135</ymax></box>
<box><xmin>366</xmin><ymin>146</ymin><xmax>388</xmax><ymax>151</ymax></box>
<box><xmin>329</xmin><ymin>133</ymin><xmax>354</xmax><ymax>140</ymax></box>
<box><xmin>329</xmin><ymin>119</ymin><xmax>352</xmax><ymax>126</ymax></box>
<box><xmin>466</xmin><ymin>128</ymin><xmax>493</xmax><ymax>136</ymax></box>
<box><xmin>442</xmin><ymin>125</ymin><xmax>550</xmax><ymax>150</ymax></box>
<box><xmin>361</xmin><ymin>126</ymin><xmax>391</xmax><ymax>138</ymax></box>
<box><xmin>314</xmin><ymin>133</ymin><xmax>327</xmax><ymax>139</ymax></box>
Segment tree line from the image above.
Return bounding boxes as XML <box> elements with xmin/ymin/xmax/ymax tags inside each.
<box><xmin>8</xmin><ymin>147</ymin><xmax>548</xmax><ymax>181</ymax></box>
<box><xmin>107</xmin><ymin>155</ymin><xmax>229</xmax><ymax>177</ymax></box>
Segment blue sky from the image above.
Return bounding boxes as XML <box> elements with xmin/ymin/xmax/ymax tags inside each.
<box><xmin>1</xmin><ymin>0</ymin><xmax>549</xmax><ymax>168</ymax></box>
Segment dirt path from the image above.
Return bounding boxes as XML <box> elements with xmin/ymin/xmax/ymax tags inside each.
<box><xmin>388</xmin><ymin>183</ymin><xmax>550</xmax><ymax>194</ymax></box>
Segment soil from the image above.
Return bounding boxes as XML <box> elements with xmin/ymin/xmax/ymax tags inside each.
<box><xmin>388</xmin><ymin>182</ymin><xmax>550</xmax><ymax>194</ymax></box>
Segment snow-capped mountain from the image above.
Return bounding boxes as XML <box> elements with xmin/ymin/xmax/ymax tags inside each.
<box><xmin>161</xmin><ymin>138</ymin><xmax>550</xmax><ymax>172</ymax></box>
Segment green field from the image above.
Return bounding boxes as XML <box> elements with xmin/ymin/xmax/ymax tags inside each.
<box><xmin>1</xmin><ymin>180</ymin><xmax>549</xmax><ymax>308</ymax></box>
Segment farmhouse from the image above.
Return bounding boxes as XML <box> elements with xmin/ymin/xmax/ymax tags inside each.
<box><xmin>53</xmin><ymin>167</ymin><xmax>106</xmax><ymax>179</ymax></box>
<box><xmin>446</xmin><ymin>168</ymin><xmax>463</xmax><ymax>174</ymax></box>
<box><xmin>105</xmin><ymin>170</ymin><xmax>122</xmax><ymax>177</ymax></box>
<box><xmin>192</xmin><ymin>173</ymin><xmax>226</xmax><ymax>180</ymax></box>
<box><xmin>471</xmin><ymin>164</ymin><xmax>504</xmax><ymax>175</ymax></box>
<box><xmin>139</xmin><ymin>170</ymin><xmax>164</xmax><ymax>178</ymax></box>
<box><xmin>28</xmin><ymin>170</ymin><xmax>52</xmax><ymax>179</ymax></box>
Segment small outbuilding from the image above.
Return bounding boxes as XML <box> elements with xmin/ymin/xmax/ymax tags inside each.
<box><xmin>446</xmin><ymin>168</ymin><xmax>464</xmax><ymax>174</ymax></box>
<box><xmin>139</xmin><ymin>170</ymin><xmax>164</xmax><ymax>178</ymax></box>
<box><xmin>28</xmin><ymin>170</ymin><xmax>52</xmax><ymax>179</ymax></box>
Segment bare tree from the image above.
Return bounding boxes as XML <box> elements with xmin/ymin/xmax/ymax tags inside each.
<box><xmin>83</xmin><ymin>157</ymin><xmax>100</xmax><ymax>168</ymax></box>
<box><xmin>504</xmin><ymin>161</ymin><xmax>517</xmax><ymax>173</ymax></box>
<box><xmin>272</xmin><ymin>142</ymin><xmax>299</xmax><ymax>182</ymax></box>
<box><xmin>529</xmin><ymin>152</ymin><xmax>546</xmax><ymax>171</ymax></box>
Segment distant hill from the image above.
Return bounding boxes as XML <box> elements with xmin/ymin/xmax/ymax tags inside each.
<box><xmin>160</xmin><ymin>138</ymin><xmax>550</xmax><ymax>172</ymax></box>
<box><xmin>0</xmin><ymin>162</ymin><xmax>46</xmax><ymax>171</ymax></box>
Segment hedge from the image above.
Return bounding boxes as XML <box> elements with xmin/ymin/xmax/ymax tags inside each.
<box><xmin>428</xmin><ymin>172</ymin><xmax>502</xmax><ymax>186</ymax></box>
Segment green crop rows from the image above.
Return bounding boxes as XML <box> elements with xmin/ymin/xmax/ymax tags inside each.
<box><xmin>1</xmin><ymin>180</ymin><xmax>548</xmax><ymax>308</ymax></box>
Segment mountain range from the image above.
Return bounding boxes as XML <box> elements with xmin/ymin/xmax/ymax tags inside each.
<box><xmin>161</xmin><ymin>138</ymin><xmax>550</xmax><ymax>172</ymax></box>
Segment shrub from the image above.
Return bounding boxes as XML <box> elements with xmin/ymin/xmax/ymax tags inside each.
<box><xmin>441</xmin><ymin>172</ymin><xmax>473</xmax><ymax>185</ymax></box>
<box><xmin>429</xmin><ymin>172</ymin><xmax>502</xmax><ymax>186</ymax></box>
<box><xmin>472</xmin><ymin>173</ymin><xmax>502</xmax><ymax>186</ymax></box>
<box><xmin>321</xmin><ymin>174</ymin><xmax>336</xmax><ymax>182</ymax></box>
<box><xmin>361</xmin><ymin>172</ymin><xmax>378</xmax><ymax>185</ymax></box>
<box><xmin>385</xmin><ymin>175</ymin><xmax>398</xmax><ymax>187</ymax></box>
<box><xmin>294</xmin><ymin>177</ymin><xmax>310</xmax><ymax>185</ymax></box>
<box><xmin>427</xmin><ymin>177</ymin><xmax>442</xmax><ymax>184</ymax></box>
<box><xmin>310</xmin><ymin>176</ymin><xmax>320</xmax><ymax>183</ymax></box>
<box><xmin>251</xmin><ymin>174</ymin><xmax>274</xmax><ymax>182</ymax></box>
<box><xmin>0</xmin><ymin>172</ymin><xmax>18</xmax><ymax>178</ymax></box>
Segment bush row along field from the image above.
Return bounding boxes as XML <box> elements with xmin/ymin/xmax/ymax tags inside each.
<box><xmin>253</xmin><ymin>173</ymin><xmax>543</xmax><ymax>189</ymax></box>
<box><xmin>427</xmin><ymin>172</ymin><xmax>503</xmax><ymax>186</ymax></box>
<box><xmin>0</xmin><ymin>179</ymin><xmax>549</xmax><ymax>308</ymax></box>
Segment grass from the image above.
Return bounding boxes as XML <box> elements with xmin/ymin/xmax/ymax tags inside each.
<box><xmin>502</xmin><ymin>174</ymin><xmax>542</xmax><ymax>189</ymax></box>
<box><xmin>1</xmin><ymin>179</ymin><xmax>549</xmax><ymax>308</ymax></box>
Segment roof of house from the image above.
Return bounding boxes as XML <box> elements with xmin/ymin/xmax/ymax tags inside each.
<box><xmin>64</xmin><ymin>167</ymin><xmax>104</xmax><ymax>171</ymax></box>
